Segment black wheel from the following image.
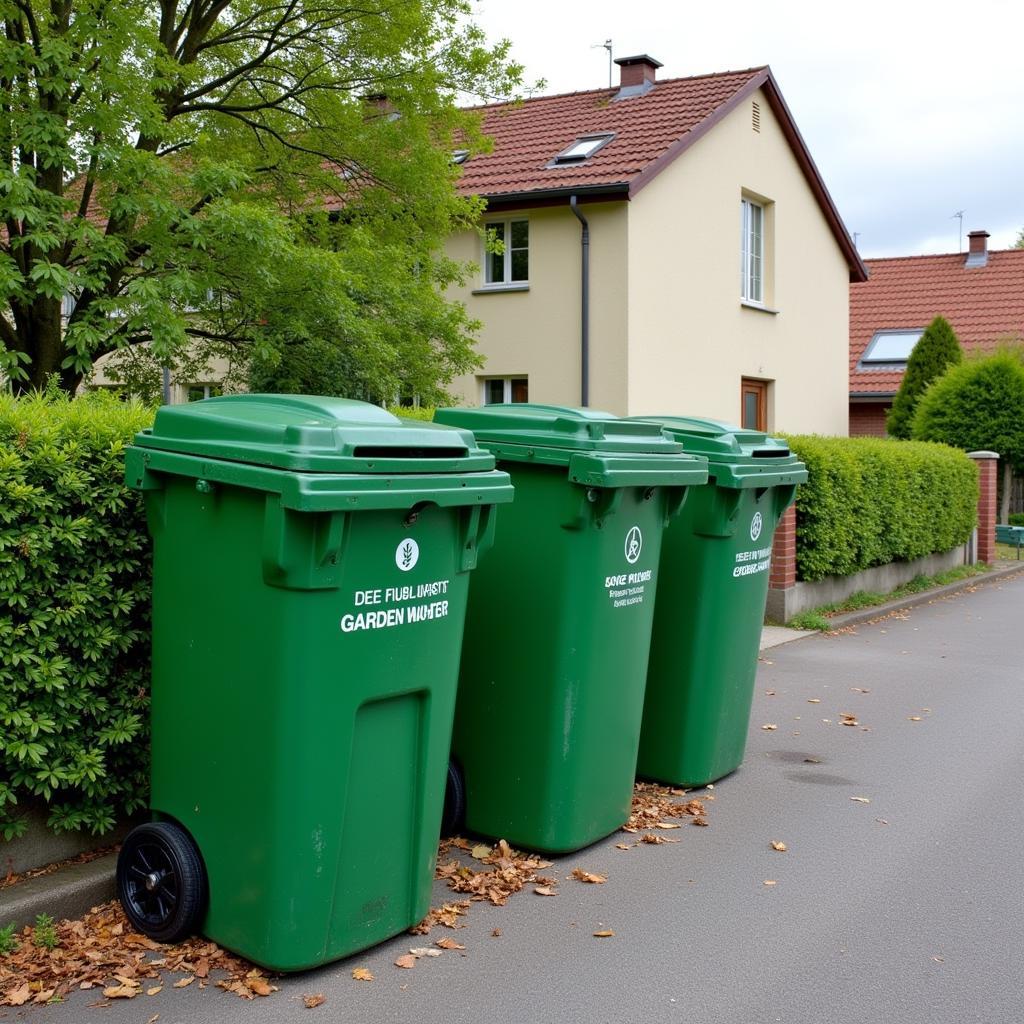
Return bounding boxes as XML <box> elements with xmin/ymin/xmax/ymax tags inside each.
<box><xmin>441</xmin><ymin>758</ymin><xmax>466</xmax><ymax>837</ymax></box>
<box><xmin>117</xmin><ymin>821</ymin><xmax>207</xmax><ymax>943</ymax></box>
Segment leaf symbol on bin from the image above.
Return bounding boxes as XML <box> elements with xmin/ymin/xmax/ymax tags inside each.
<box><xmin>625</xmin><ymin>526</ymin><xmax>643</xmax><ymax>565</ymax></box>
<box><xmin>395</xmin><ymin>537</ymin><xmax>419</xmax><ymax>571</ymax></box>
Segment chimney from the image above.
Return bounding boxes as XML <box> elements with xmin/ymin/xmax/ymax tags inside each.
<box><xmin>965</xmin><ymin>230</ymin><xmax>989</xmax><ymax>268</ymax></box>
<box><xmin>613</xmin><ymin>55</ymin><xmax>662</xmax><ymax>100</ymax></box>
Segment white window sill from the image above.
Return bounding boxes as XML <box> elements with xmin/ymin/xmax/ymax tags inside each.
<box><xmin>740</xmin><ymin>300</ymin><xmax>779</xmax><ymax>315</ymax></box>
<box><xmin>473</xmin><ymin>283</ymin><xmax>530</xmax><ymax>295</ymax></box>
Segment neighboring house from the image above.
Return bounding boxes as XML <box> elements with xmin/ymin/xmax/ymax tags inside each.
<box><xmin>445</xmin><ymin>55</ymin><xmax>866</xmax><ymax>433</ymax></box>
<box><xmin>849</xmin><ymin>231</ymin><xmax>1024</xmax><ymax>436</ymax></box>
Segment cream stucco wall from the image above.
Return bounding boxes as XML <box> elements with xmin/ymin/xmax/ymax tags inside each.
<box><xmin>446</xmin><ymin>201</ymin><xmax>629</xmax><ymax>413</ymax></box>
<box><xmin>625</xmin><ymin>88</ymin><xmax>850</xmax><ymax>434</ymax></box>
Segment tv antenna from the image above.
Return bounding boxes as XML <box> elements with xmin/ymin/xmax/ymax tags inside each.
<box><xmin>951</xmin><ymin>210</ymin><xmax>965</xmax><ymax>252</ymax></box>
<box><xmin>592</xmin><ymin>39</ymin><xmax>613</xmax><ymax>87</ymax></box>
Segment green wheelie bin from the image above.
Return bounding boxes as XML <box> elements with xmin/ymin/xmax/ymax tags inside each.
<box><xmin>433</xmin><ymin>405</ymin><xmax>708</xmax><ymax>853</ymax></box>
<box><xmin>630</xmin><ymin>416</ymin><xmax>806</xmax><ymax>787</ymax></box>
<box><xmin>116</xmin><ymin>396</ymin><xmax>512</xmax><ymax>971</ymax></box>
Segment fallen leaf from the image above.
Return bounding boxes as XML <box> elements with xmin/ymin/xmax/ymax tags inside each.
<box><xmin>850</xmin><ymin>796</ymin><xmax>871</xmax><ymax>804</ymax></box>
<box><xmin>932</xmin><ymin>956</ymin><xmax>945</xmax><ymax>963</ymax></box>
<box><xmin>394</xmin><ymin>954</ymin><xmax>417</xmax><ymax>969</ymax></box>
<box><xmin>765</xmin><ymin>689</ymin><xmax>776</xmax><ymax>695</ymax></box>
<box><xmin>655</xmin><ymin>822</ymin><xmax>681</xmax><ymax>830</ymax></box>
<box><xmin>33</xmin><ymin>989</ymin><xmax>56</xmax><ymax>1005</ymax></box>
<box><xmin>147</xmin><ymin>1015</ymin><xmax>160</xmax><ymax>1024</ymax></box>
<box><xmin>763</xmin><ymin>880</ymin><xmax>777</xmax><ymax>886</ymax></box>
<box><xmin>102</xmin><ymin>985</ymin><xmax>139</xmax><ymax>1000</ymax></box>
<box><xmin>303</xmin><ymin>993</ymin><xmax>327</xmax><ymax>1008</ymax></box>
<box><xmin>770</xmin><ymin>841</ymin><xmax>788</xmax><ymax>852</ymax></box>
<box><xmin>803</xmin><ymin>757</ymin><xmax>822</xmax><ymax>764</ymax></box>
<box><xmin>851</xmin><ymin>687</ymin><xmax>870</xmax><ymax>693</ymax></box>
<box><xmin>351</xmin><ymin>968</ymin><xmax>374</xmax><ymax>982</ymax></box>
<box><xmin>571</xmin><ymin>869</ymin><xmax>607</xmax><ymax>884</ymax></box>
<box><xmin>908</xmin><ymin>716</ymin><xmax>922</xmax><ymax>721</ymax></box>
<box><xmin>435</xmin><ymin>938</ymin><xmax>465</xmax><ymax>950</ymax></box>
<box><xmin>614</xmin><ymin>843</ymin><xmax>632</xmax><ymax>850</ymax></box>
<box><xmin>147</xmin><ymin>986</ymin><xmax>163</xmax><ymax>996</ymax></box>
<box><xmin>173</xmin><ymin>977</ymin><xmax>194</xmax><ymax>989</ymax></box>
<box><xmin>409</xmin><ymin>947</ymin><xmax>442</xmax><ymax>958</ymax></box>
<box><xmin>593</xmin><ymin>930</ymin><xmax>615</xmax><ymax>937</ymax></box>
<box><xmin>7</xmin><ymin>984</ymin><xmax>31</xmax><ymax>1006</ymax></box>
<box><xmin>534</xmin><ymin>885</ymin><xmax>558</xmax><ymax>896</ymax></box>
<box><xmin>641</xmin><ymin>834</ymin><xmax>668</xmax><ymax>844</ymax></box>
<box><xmin>246</xmin><ymin>978</ymin><xmax>274</xmax><ymax>996</ymax></box>
<box><xmin>469</xmin><ymin>844</ymin><xmax>492</xmax><ymax>860</ymax></box>
<box><xmin>691</xmin><ymin>817</ymin><xmax>710</xmax><ymax>827</ymax></box>
<box><xmin>761</xmin><ymin>724</ymin><xmax>778</xmax><ymax>731</ymax></box>
<box><xmin>195</xmin><ymin>958</ymin><xmax>210</xmax><ymax>978</ymax></box>
<box><xmin>491</xmin><ymin>928</ymin><xmax>501</xmax><ymax>937</ymax></box>
<box><xmin>807</xmin><ymin>698</ymin><xmax>821</xmax><ymax>703</ymax></box>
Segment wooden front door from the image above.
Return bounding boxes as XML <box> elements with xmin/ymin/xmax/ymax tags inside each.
<box><xmin>740</xmin><ymin>378</ymin><xmax>767</xmax><ymax>432</ymax></box>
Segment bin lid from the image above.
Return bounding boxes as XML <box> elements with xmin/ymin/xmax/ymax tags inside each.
<box><xmin>132</xmin><ymin>394</ymin><xmax>498</xmax><ymax>474</ymax></box>
<box><xmin>434</xmin><ymin>404</ymin><xmax>689</xmax><ymax>457</ymax></box>
<box><xmin>629</xmin><ymin>416</ymin><xmax>807</xmax><ymax>488</ymax></box>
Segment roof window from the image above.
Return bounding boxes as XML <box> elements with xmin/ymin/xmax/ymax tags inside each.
<box><xmin>452</xmin><ymin>149</ymin><xmax>470</xmax><ymax>165</ymax></box>
<box><xmin>550</xmin><ymin>133</ymin><xmax>614</xmax><ymax>165</ymax></box>
<box><xmin>860</xmin><ymin>330</ymin><xmax>923</xmax><ymax>365</ymax></box>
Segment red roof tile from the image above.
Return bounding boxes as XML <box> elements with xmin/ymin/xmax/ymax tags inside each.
<box><xmin>456</xmin><ymin>66</ymin><xmax>865</xmax><ymax>282</ymax></box>
<box><xmin>849</xmin><ymin>249</ymin><xmax>1024</xmax><ymax>395</ymax></box>
<box><xmin>457</xmin><ymin>68</ymin><xmax>766</xmax><ymax>197</ymax></box>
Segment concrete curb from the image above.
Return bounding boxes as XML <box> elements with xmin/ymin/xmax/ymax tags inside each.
<box><xmin>1</xmin><ymin>853</ymin><xmax>117</xmax><ymax>929</ymax></box>
<box><xmin>822</xmin><ymin>563</ymin><xmax>1024</xmax><ymax>631</ymax></box>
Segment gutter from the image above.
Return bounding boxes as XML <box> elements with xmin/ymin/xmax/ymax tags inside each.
<box><xmin>570</xmin><ymin>195</ymin><xmax>590</xmax><ymax>407</ymax></box>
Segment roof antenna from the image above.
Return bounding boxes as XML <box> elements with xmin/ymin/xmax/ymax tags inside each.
<box><xmin>591</xmin><ymin>39</ymin><xmax>613</xmax><ymax>87</ymax></box>
<box><xmin>951</xmin><ymin>210</ymin><xmax>965</xmax><ymax>253</ymax></box>
<box><xmin>852</xmin><ymin>232</ymin><xmax>860</xmax><ymax>250</ymax></box>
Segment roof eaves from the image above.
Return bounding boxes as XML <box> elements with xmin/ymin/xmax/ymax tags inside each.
<box><xmin>478</xmin><ymin>182</ymin><xmax>630</xmax><ymax>209</ymax></box>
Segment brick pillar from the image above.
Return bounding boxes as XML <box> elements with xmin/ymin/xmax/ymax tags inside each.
<box><xmin>969</xmin><ymin>451</ymin><xmax>999</xmax><ymax>564</ymax></box>
<box><xmin>770</xmin><ymin>504</ymin><xmax>798</xmax><ymax>590</ymax></box>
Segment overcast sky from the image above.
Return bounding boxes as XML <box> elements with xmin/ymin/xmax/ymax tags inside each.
<box><xmin>469</xmin><ymin>0</ymin><xmax>1024</xmax><ymax>258</ymax></box>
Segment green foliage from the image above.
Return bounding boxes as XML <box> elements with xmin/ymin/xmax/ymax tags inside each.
<box><xmin>1009</xmin><ymin>513</ymin><xmax>1024</xmax><ymax>527</ymax></box>
<box><xmin>886</xmin><ymin>316</ymin><xmax>962</xmax><ymax>439</ymax></box>
<box><xmin>0</xmin><ymin>392</ymin><xmax>154</xmax><ymax>837</ymax></box>
<box><xmin>32</xmin><ymin>914</ymin><xmax>58</xmax><ymax>950</ymax></box>
<box><xmin>0</xmin><ymin>923</ymin><xmax>17</xmax><ymax>955</ymax></box>
<box><xmin>0</xmin><ymin>0</ymin><xmax>528</xmax><ymax>399</ymax></box>
<box><xmin>912</xmin><ymin>349</ymin><xmax>1024</xmax><ymax>472</ymax></box>
<box><xmin>386</xmin><ymin>406</ymin><xmax>439</xmax><ymax>423</ymax></box>
<box><xmin>784</xmin><ymin>435</ymin><xmax>978</xmax><ymax>582</ymax></box>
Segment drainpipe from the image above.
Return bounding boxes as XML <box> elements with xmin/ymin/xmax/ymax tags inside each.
<box><xmin>570</xmin><ymin>195</ymin><xmax>589</xmax><ymax>407</ymax></box>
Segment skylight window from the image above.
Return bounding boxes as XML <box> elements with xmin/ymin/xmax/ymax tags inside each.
<box><xmin>860</xmin><ymin>330</ymin><xmax>923</xmax><ymax>364</ymax></box>
<box><xmin>452</xmin><ymin>149</ymin><xmax>469</xmax><ymax>165</ymax></box>
<box><xmin>551</xmin><ymin>133</ymin><xmax>614</xmax><ymax>165</ymax></box>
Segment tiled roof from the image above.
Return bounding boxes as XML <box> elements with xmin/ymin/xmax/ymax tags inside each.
<box><xmin>849</xmin><ymin>249</ymin><xmax>1024</xmax><ymax>395</ymax></box>
<box><xmin>456</xmin><ymin>66</ymin><xmax>866</xmax><ymax>282</ymax></box>
<box><xmin>456</xmin><ymin>68</ymin><xmax>766</xmax><ymax>198</ymax></box>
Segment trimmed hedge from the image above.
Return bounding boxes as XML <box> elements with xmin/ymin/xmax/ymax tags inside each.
<box><xmin>0</xmin><ymin>392</ymin><xmax>155</xmax><ymax>838</ymax></box>
<box><xmin>784</xmin><ymin>436</ymin><xmax>978</xmax><ymax>582</ymax></box>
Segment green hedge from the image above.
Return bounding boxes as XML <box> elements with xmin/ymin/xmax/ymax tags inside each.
<box><xmin>0</xmin><ymin>392</ymin><xmax>155</xmax><ymax>838</ymax></box>
<box><xmin>784</xmin><ymin>436</ymin><xmax>978</xmax><ymax>582</ymax></box>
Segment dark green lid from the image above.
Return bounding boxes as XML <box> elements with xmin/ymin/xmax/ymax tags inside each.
<box><xmin>629</xmin><ymin>416</ymin><xmax>807</xmax><ymax>488</ymax></box>
<box><xmin>434</xmin><ymin>404</ymin><xmax>687</xmax><ymax>456</ymax></box>
<box><xmin>132</xmin><ymin>395</ymin><xmax>497</xmax><ymax>474</ymax></box>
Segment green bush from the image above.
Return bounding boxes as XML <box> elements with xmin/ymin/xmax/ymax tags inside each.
<box><xmin>386</xmin><ymin>405</ymin><xmax>438</xmax><ymax>423</ymax></box>
<box><xmin>0</xmin><ymin>391</ymin><xmax>155</xmax><ymax>838</ymax></box>
<box><xmin>886</xmin><ymin>316</ymin><xmax>962</xmax><ymax>439</ymax></box>
<box><xmin>1010</xmin><ymin>512</ymin><xmax>1024</xmax><ymax>527</ymax></box>
<box><xmin>784</xmin><ymin>435</ymin><xmax>978</xmax><ymax>582</ymax></box>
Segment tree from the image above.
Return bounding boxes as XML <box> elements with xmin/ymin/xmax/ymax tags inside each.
<box><xmin>886</xmin><ymin>316</ymin><xmax>962</xmax><ymax>439</ymax></box>
<box><xmin>0</xmin><ymin>1</ymin><xmax>524</xmax><ymax>398</ymax></box>
<box><xmin>912</xmin><ymin>348</ymin><xmax>1024</xmax><ymax>523</ymax></box>
<box><xmin>1014</xmin><ymin>228</ymin><xmax>1024</xmax><ymax>249</ymax></box>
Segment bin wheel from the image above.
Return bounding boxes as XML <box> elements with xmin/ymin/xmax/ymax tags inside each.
<box><xmin>441</xmin><ymin>758</ymin><xmax>466</xmax><ymax>837</ymax></box>
<box><xmin>117</xmin><ymin>821</ymin><xmax>207</xmax><ymax>943</ymax></box>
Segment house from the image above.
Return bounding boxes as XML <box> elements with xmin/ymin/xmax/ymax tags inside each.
<box><xmin>444</xmin><ymin>56</ymin><xmax>866</xmax><ymax>433</ymax></box>
<box><xmin>849</xmin><ymin>231</ymin><xmax>1024</xmax><ymax>436</ymax></box>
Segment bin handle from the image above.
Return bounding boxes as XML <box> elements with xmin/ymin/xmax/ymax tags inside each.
<box><xmin>261</xmin><ymin>496</ymin><xmax>350</xmax><ymax>591</ymax></box>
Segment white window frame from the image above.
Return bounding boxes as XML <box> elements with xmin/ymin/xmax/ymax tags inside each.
<box><xmin>860</xmin><ymin>330</ymin><xmax>923</xmax><ymax>365</ymax></box>
<box><xmin>480</xmin><ymin>376</ymin><xmax>528</xmax><ymax>405</ymax></box>
<box><xmin>483</xmin><ymin>219</ymin><xmax>529</xmax><ymax>288</ymax></box>
<box><xmin>740</xmin><ymin>197</ymin><xmax>764</xmax><ymax>305</ymax></box>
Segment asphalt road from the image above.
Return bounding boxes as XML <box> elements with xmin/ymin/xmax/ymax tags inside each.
<box><xmin>24</xmin><ymin>571</ymin><xmax>1024</xmax><ymax>1024</ymax></box>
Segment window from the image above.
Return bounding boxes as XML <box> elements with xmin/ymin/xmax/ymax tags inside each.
<box><xmin>860</xmin><ymin>330</ymin><xmax>923</xmax><ymax>365</ymax></box>
<box><xmin>484</xmin><ymin>220</ymin><xmax>529</xmax><ymax>286</ymax></box>
<box><xmin>551</xmin><ymin>133</ymin><xmax>615</xmax><ymax>165</ymax></box>
<box><xmin>740</xmin><ymin>197</ymin><xmax>764</xmax><ymax>304</ymax></box>
<box><xmin>452</xmin><ymin>149</ymin><xmax>469</xmax><ymax>165</ymax></box>
<box><xmin>740</xmin><ymin>378</ymin><xmax>768</xmax><ymax>432</ymax></box>
<box><xmin>481</xmin><ymin>377</ymin><xmax>528</xmax><ymax>405</ymax></box>
<box><xmin>187</xmin><ymin>384</ymin><xmax>222</xmax><ymax>402</ymax></box>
